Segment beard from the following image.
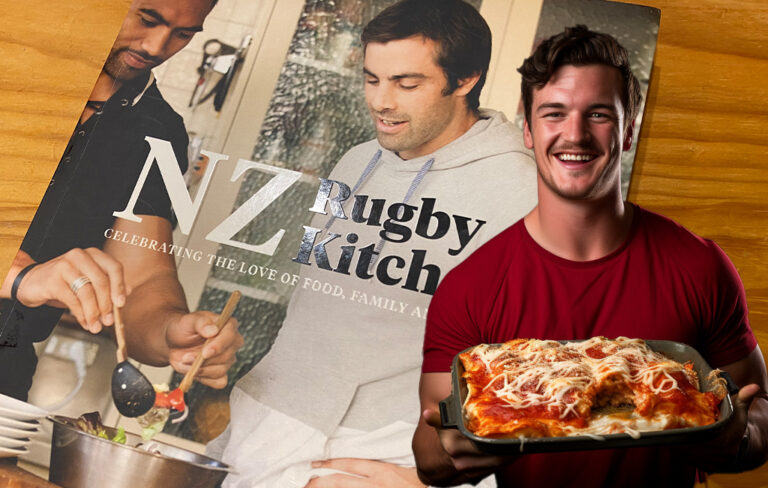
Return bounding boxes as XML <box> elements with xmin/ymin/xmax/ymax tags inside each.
<box><xmin>370</xmin><ymin>107</ymin><xmax>453</xmax><ymax>158</ymax></box>
<box><xmin>102</xmin><ymin>47</ymin><xmax>160</xmax><ymax>82</ymax></box>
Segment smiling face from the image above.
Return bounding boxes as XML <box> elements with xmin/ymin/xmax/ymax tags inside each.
<box><xmin>103</xmin><ymin>0</ymin><xmax>213</xmax><ymax>82</ymax></box>
<box><xmin>523</xmin><ymin>64</ymin><xmax>633</xmax><ymax>201</ymax></box>
<box><xmin>363</xmin><ymin>35</ymin><xmax>478</xmax><ymax>160</ymax></box>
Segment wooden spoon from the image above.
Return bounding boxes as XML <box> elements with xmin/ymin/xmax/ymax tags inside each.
<box><xmin>178</xmin><ymin>290</ymin><xmax>241</xmax><ymax>393</ymax></box>
<box><xmin>161</xmin><ymin>290</ymin><xmax>241</xmax><ymax>426</ymax></box>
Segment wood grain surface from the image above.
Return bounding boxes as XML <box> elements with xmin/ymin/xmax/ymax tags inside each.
<box><xmin>0</xmin><ymin>0</ymin><xmax>766</xmax><ymax>486</ymax></box>
<box><xmin>0</xmin><ymin>0</ymin><xmax>132</xmax><ymax>270</ymax></box>
<box><xmin>622</xmin><ymin>3</ymin><xmax>768</xmax><ymax>484</ymax></box>
<box><xmin>0</xmin><ymin>459</ymin><xmax>61</xmax><ymax>487</ymax></box>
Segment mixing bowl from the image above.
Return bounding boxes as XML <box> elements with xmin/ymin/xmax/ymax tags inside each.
<box><xmin>48</xmin><ymin>416</ymin><xmax>233</xmax><ymax>488</ymax></box>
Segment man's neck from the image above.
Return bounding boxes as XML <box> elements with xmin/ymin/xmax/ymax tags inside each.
<box><xmin>524</xmin><ymin>185</ymin><xmax>633</xmax><ymax>262</ymax></box>
<box><xmin>79</xmin><ymin>71</ymin><xmax>126</xmax><ymax>124</ymax></box>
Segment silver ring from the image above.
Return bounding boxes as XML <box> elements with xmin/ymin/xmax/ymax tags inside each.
<box><xmin>70</xmin><ymin>276</ymin><xmax>91</xmax><ymax>295</ymax></box>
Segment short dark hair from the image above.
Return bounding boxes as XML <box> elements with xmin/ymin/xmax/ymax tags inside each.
<box><xmin>361</xmin><ymin>0</ymin><xmax>491</xmax><ymax>113</ymax></box>
<box><xmin>518</xmin><ymin>25</ymin><xmax>641</xmax><ymax>130</ymax></box>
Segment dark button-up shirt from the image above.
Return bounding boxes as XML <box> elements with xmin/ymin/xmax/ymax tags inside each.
<box><xmin>0</xmin><ymin>74</ymin><xmax>188</xmax><ymax>400</ymax></box>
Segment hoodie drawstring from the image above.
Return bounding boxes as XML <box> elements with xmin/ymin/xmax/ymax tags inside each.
<box><xmin>320</xmin><ymin>151</ymin><xmax>435</xmax><ymax>273</ymax></box>
<box><xmin>369</xmin><ymin>157</ymin><xmax>434</xmax><ymax>269</ymax></box>
<box><xmin>323</xmin><ymin>149</ymin><xmax>382</xmax><ymax>233</ymax></box>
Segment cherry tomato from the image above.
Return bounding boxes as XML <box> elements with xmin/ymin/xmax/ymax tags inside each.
<box><xmin>168</xmin><ymin>388</ymin><xmax>186</xmax><ymax>412</ymax></box>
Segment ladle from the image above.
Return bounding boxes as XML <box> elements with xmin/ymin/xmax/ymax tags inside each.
<box><xmin>110</xmin><ymin>305</ymin><xmax>155</xmax><ymax>417</ymax></box>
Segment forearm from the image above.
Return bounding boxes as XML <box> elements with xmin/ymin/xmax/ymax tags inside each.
<box><xmin>697</xmin><ymin>349</ymin><xmax>768</xmax><ymax>474</ymax></box>
<box><xmin>120</xmin><ymin>268</ymin><xmax>188</xmax><ymax>366</ymax></box>
<box><xmin>414</xmin><ymin>425</ymin><xmax>453</xmax><ymax>485</ymax></box>
<box><xmin>735</xmin><ymin>397</ymin><xmax>768</xmax><ymax>471</ymax></box>
<box><xmin>0</xmin><ymin>251</ymin><xmax>35</xmax><ymax>299</ymax></box>
<box><xmin>413</xmin><ymin>422</ymin><xmax>490</xmax><ymax>486</ymax></box>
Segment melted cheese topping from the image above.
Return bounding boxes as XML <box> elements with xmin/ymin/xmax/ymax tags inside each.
<box><xmin>460</xmin><ymin>337</ymin><xmax>725</xmax><ymax>439</ymax></box>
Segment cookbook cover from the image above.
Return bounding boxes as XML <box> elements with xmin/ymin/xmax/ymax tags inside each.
<box><xmin>0</xmin><ymin>0</ymin><xmax>659</xmax><ymax>485</ymax></box>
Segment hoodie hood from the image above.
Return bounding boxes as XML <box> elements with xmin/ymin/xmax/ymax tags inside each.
<box><xmin>327</xmin><ymin>109</ymin><xmax>533</xmax><ymax>269</ymax></box>
<box><xmin>378</xmin><ymin>108</ymin><xmax>531</xmax><ymax>172</ymax></box>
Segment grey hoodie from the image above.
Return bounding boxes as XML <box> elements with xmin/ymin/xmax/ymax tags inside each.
<box><xmin>210</xmin><ymin>109</ymin><xmax>537</xmax><ymax>487</ymax></box>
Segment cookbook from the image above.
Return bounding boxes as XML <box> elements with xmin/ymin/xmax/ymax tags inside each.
<box><xmin>0</xmin><ymin>0</ymin><xmax>660</xmax><ymax>484</ymax></box>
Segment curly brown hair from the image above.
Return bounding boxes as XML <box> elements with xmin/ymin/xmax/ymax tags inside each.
<box><xmin>518</xmin><ymin>25</ymin><xmax>641</xmax><ymax>130</ymax></box>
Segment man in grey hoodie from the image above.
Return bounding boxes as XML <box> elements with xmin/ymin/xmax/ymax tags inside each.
<box><xmin>208</xmin><ymin>1</ymin><xmax>536</xmax><ymax>486</ymax></box>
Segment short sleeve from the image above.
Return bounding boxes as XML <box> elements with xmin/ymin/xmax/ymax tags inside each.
<box><xmin>698</xmin><ymin>242</ymin><xmax>756</xmax><ymax>367</ymax></box>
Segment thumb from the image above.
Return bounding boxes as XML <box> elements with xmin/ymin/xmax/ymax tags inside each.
<box><xmin>166</xmin><ymin>312</ymin><xmax>213</xmax><ymax>348</ymax></box>
<box><xmin>191</xmin><ymin>312</ymin><xmax>220</xmax><ymax>339</ymax></box>
<box><xmin>735</xmin><ymin>384</ymin><xmax>761</xmax><ymax>411</ymax></box>
<box><xmin>424</xmin><ymin>408</ymin><xmax>442</xmax><ymax>428</ymax></box>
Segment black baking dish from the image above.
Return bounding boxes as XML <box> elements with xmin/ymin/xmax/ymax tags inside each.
<box><xmin>439</xmin><ymin>340</ymin><xmax>735</xmax><ymax>454</ymax></box>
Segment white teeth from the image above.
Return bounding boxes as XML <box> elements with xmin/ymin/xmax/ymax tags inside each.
<box><xmin>381</xmin><ymin>120</ymin><xmax>402</xmax><ymax>126</ymax></box>
<box><xmin>558</xmin><ymin>154</ymin><xmax>593</xmax><ymax>162</ymax></box>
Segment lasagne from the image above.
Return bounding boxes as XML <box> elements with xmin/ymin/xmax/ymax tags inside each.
<box><xmin>459</xmin><ymin>337</ymin><xmax>726</xmax><ymax>439</ymax></box>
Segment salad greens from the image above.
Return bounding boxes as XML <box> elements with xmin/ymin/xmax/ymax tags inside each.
<box><xmin>74</xmin><ymin>412</ymin><xmax>127</xmax><ymax>444</ymax></box>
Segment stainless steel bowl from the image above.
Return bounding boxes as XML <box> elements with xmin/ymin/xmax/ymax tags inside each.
<box><xmin>48</xmin><ymin>416</ymin><xmax>234</xmax><ymax>488</ymax></box>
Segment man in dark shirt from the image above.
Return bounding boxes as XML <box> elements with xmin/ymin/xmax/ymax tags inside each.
<box><xmin>0</xmin><ymin>0</ymin><xmax>242</xmax><ymax>400</ymax></box>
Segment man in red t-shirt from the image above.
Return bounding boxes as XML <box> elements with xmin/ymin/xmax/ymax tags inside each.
<box><xmin>413</xmin><ymin>25</ymin><xmax>768</xmax><ymax>487</ymax></box>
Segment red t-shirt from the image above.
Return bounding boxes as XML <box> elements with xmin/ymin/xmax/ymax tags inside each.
<box><xmin>423</xmin><ymin>205</ymin><xmax>755</xmax><ymax>487</ymax></box>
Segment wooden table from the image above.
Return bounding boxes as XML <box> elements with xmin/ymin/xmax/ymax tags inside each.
<box><xmin>0</xmin><ymin>1</ymin><xmax>766</xmax><ymax>486</ymax></box>
<box><xmin>0</xmin><ymin>459</ymin><xmax>61</xmax><ymax>487</ymax></box>
<box><xmin>621</xmin><ymin>4</ymin><xmax>768</xmax><ymax>483</ymax></box>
